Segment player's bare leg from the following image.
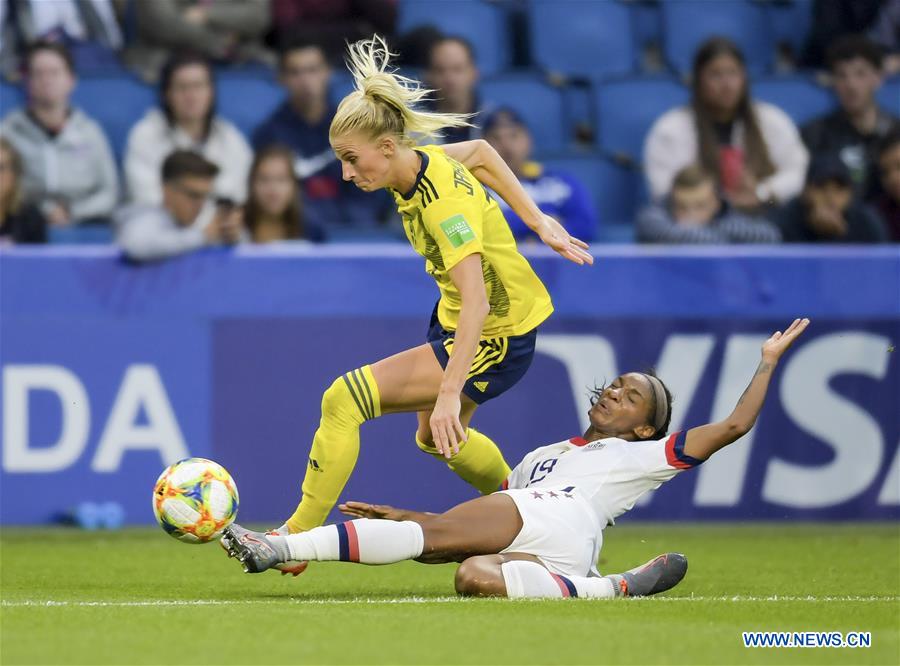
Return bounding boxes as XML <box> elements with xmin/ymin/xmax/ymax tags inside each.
<box><xmin>415</xmin><ymin>493</ymin><xmax>524</xmax><ymax>563</ymax></box>
<box><xmin>374</xmin><ymin>344</ymin><xmax>510</xmax><ymax>489</ymax></box>
<box><xmin>222</xmin><ymin>493</ymin><xmax>525</xmax><ymax>573</ymax></box>
<box><xmin>338</xmin><ymin>492</ymin><xmax>524</xmax><ymax>563</ymax></box>
<box><xmin>370</xmin><ymin>344</ymin><xmax>453</xmax><ymax>414</ymax></box>
<box><xmin>376</xmin><ymin>348</ymin><xmax>510</xmax><ymax>493</ymax></box>
<box><xmin>454</xmin><ymin>553</ymin><xmax>543</xmax><ymax>596</ymax></box>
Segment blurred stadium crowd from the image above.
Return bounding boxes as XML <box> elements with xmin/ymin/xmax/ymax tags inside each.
<box><xmin>0</xmin><ymin>0</ymin><xmax>898</xmax><ymax>258</ymax></box>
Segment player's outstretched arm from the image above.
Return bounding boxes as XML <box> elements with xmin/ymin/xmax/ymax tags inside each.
<box><xmin>441</xmin><ymin>140</ymin><xmax>593</xmax><ymax>266</ymax></box>
<box><xmin>682</xmin><ymin>318</ymin><xmax>810</xmax><ymax>462</ymax></box>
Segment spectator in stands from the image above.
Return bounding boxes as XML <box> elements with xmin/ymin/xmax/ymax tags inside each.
<box><xmin>0</xmin><ymin>2</ymin><xmax>13</xmax><ymax>81</ymax></box>
<box><xmin>875</xmin><ymin>130</ymin><xmax>900</xmax><ymax>241</ymax></box>
<box><xmin>0</xmin><ymin>0</ymin><xmax>123</xmax><ymax>81</ymax></box>
<box><xmin>776</xmin><ymin>154</ymin><xmax>888</xmax><ymax>243</ymax></box>
<box><xmin>637</xmin><ymin>165</ymin><xmax>781</xmax><ymax>244</ymax></box>
<box><xmin>1</xmin><ymin>40</ymin><xmax>118</xmax><ymax>227</ymax></box>
<box><xmin>482</xmin><ymin>108</ymin><xmax>597</xmax><ymax>242</ymax></box>
<box><xmin>644</xmin><ymin>37</ymin><xmax>808</xmax><ymax>213</ymax></box>
<box><xmin>0</xmin><ymin>137</ymin><xmax>47</xmax><ymax>243</ymax></box>
<box><xmin>123</xmin><ymin>0</ymin><xmax>272</xmax><ymax>83</ymax></box>
<box><xmin>801</xmin><ymin>0</ymin><xmax>883</xmax><ymax>69</ymax></box>
<box><xmin>425</xmin><ymin>36</ymin><xmax>482</xmax><ymax>144</ymax></box>
<box><xmin>117</xmin><ymin>150</ymin><xmax>244</xmax><ymax>262</ymax></box>
<box><xmin>244</xmin><ymin>145</ymin><xmax>318</xmax><ymax>242</ymax></box>
<box><xmin>802</xmin><ymin>36</ymin><xmax>899</xmax><ymax>203</ymax></box>
<box><xmin>394</xmin><ymin>25</ymin><xmax>444</xmax><ymax>70</ymax></box>
<box><xmin>869</xmin><ymin>0</ymin><xmax>900</xmax><ymax>75</ymax></box>
<box><xmin>125</xmin><ymin>53</ymin><xmax>252</xmax><ymax>206</ymax></box>
<box><xmin>268</xmin><ymin>0</ymin><xmax>397</xmax><ymax>64</ymax></box>
<box><xmin>253</xmin><ymin>39</ymin><xmax>393</xmax><ymax>237</ymax></box>
<box><xmin>796</xmin><ymin>0</ymin><xmax>900</xmax><ymax>74</ymax></box>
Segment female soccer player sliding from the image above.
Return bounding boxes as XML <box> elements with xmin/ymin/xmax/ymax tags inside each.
<box><xmin>278</xmin><ymin>36</ymin><xmax>592</xmax><ymax>539</ymax></box>
<box><xmin>223</xmin><ymin>319</ymin><xmax>810</xmax><ymax>598</ymax></box>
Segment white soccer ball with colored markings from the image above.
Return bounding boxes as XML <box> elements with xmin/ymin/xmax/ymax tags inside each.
<box><xmin>153</xmin><ymin>458</ymin><xmax>239</xmax><ymax>543</ymax></box>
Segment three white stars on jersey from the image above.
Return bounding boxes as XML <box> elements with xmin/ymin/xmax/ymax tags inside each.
<box><xmin>529</xmin><ymin>490</ymin><xmax>575</xmax><ymax>500</ymax></box>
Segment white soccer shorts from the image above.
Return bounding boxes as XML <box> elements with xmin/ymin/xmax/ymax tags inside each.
<box><xmin>498</xmin><ymin>487</ymin><xmax>603</xmax><ymax>577</ymax></box>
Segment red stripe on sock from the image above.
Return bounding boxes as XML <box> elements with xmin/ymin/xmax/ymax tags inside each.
<box><xmin>550</xmin><ymin>574</ymin><xmax>571</xmax><ymax>598</ymax></box>
<box><xmin>346</xmin><ymin>521</ymin><xmax>360</xmax><ymax>562</ymax></box>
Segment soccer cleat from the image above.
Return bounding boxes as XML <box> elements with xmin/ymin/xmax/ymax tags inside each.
<box><xmin>606</xmin><ymin>552</ymin><xmax>688</xmax><ymax>597</ymax></box>
<box><xmin>220</xmin><ymin>524</ymin><xmax>287</xmax><ymax>574</ymax></box>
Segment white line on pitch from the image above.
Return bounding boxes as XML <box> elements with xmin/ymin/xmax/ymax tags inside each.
<box><xmin>639</xmin><ymin>595</ymin><xmax>900</xmax><ymax>603</ymax></box>
<box><xmin>1</xmin><ymin>598</ymin><xmax>461</xmax><ymax>607</ymax></box>
<box><xmin>1</xmin><ymin>595</ymin><xmax>897</xmax><ymax>608</ymax></box>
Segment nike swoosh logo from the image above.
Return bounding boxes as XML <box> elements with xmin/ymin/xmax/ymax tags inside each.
<box><xmin>294</xmin><ymin>150</ymin><xmax>337</xmax><ymax>179</ymax></box>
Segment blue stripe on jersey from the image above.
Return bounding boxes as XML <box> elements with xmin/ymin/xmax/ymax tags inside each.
<box><xmin>336</xmin><ymin>523</ymin><xmax>350</xmax><ymax>561</ymax></box>
<box><xmin>558</xmin><ymin>575</ymin><xmax>578</xmax><ymax>598</ymax></box>
<box><xmin>673</xmin><ymin>431</ymin><xmax>705</xmax><ymax>467</ymax></box>
<box><xmin>400</xmin><ymin>150</ymin><xmax>430</xmax><ymax>200</ymax></box>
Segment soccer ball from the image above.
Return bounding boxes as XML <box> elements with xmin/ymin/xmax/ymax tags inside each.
<box><xmin>153</xmin><ymin>458</ymin><xmax>239</xmax><ymax>543</ymax></box>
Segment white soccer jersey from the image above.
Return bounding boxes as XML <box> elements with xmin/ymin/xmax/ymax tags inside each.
<box><xmin>503</xmin><ymin>432</ymin><xmax>704</xmax><ymax>527</ymax></box>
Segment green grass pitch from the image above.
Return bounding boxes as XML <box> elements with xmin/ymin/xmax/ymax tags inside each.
<box><xmin>1</xmin><ymin>524</ymin><xmax>897</xmax><ymax>665</ymax></box>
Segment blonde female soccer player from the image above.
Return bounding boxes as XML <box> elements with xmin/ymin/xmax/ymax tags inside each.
<box><xmin>280</xmin><ymin>37</ymin><xmax>593</xmax><ymax>537</ymax></box>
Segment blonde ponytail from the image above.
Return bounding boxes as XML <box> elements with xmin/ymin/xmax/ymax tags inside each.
<box><xmin>329</xmin><ymin>35</ymin><xmax>472</xmax><ymax>145</ymax></box>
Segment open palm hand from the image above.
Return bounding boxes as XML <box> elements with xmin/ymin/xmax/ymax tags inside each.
<box><xmin>761</xmin><ymin>318</ymin><xmax>810</xmax><ymax>363</ymax></box>
<box><xmin>535</xmin><ymin>215</ymin><xmax>594</xmax><ymax>266</ymax></box>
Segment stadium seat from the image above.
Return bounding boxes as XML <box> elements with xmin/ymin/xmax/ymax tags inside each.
<box><xmin>661</xmin><ymin>0</ymin><xmax>774</xmax><ymax>76</ymax></box>
<box><xmin>598</xmin><ymin>222</ymin><xmax>636</xmax><ymax>244</ymax></box>
<box><xmin>480</xmin><ymin>75</ymin><xmax>567</xmax><ymax>151</ymax></box>
<box><xmin>593</xmin><ymin>77</ymin><xmax>689</xmax><ymax>164</ymax></box>
<box><xmin>0</xmin><ymin>81</ymin><xmax>24</xmax><ymax>119</ymax></box>
<box><xmin>753</xmin><ymin>77</ymin><xmax>836</xmax><ymax>126</ymax></box>
<box><xmin>216</xmin><ymin>63</ymin><xmax>277</xmax><ymax>82</ymax></box>
<box><xmin>47</xmin><ymin>225</ymin><xmax>114</xmax><ymax>244</ymax></box>
<box><xmin>71</xmin><ymin>76</ymin><xmax>155</xmax><ymax>162</ymax></box>
<box><xmin>538</xmin><ymin>153</ymin><xmax>642</xmax><ymax>228</ymax></box>
<box><xmin>216</xmin><ymin>76</ymin><xmax>285</xmax><ymax>140</ymax></box>
<box><xmin>527</xmin><ymin>0</ymin><xmax>636</xmax><ymax>79</ymax></box>
<box><xmin>877</xmin><ymin>76</ymin><xmax>900</xmax><ymax>114</ymax></box>
<box><xmin>397</xmin><ymin>0</ymin><xmax>510</xmax><ymax>76</ymax></box>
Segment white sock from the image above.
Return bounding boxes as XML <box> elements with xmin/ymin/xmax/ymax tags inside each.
<box><xmin>272</xmin><ymin>520</ymin><xmax>425</xmax><ymax>564</ymax></box>
<box><xmin>500</xmin><ymin>561</ymin><xmax>618</xmax><ymax>599</ymax></box>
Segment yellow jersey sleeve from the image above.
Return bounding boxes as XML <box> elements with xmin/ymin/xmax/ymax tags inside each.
<box><xmin>419</xmin><ymin>196</ymin><xmax>485</xmax><ymax>272</ymax></box>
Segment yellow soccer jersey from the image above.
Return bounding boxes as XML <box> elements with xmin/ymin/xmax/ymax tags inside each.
<box><xmin>392</xmin><ymin>144</ymin><xmax>553</xmax><ymax>338</ymax></box>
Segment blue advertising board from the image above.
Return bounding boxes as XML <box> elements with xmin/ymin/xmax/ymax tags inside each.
<box><xmin>1</xmin><ymin>245</ymin><xmax>898</xmax><ymax>524</ymax></box>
